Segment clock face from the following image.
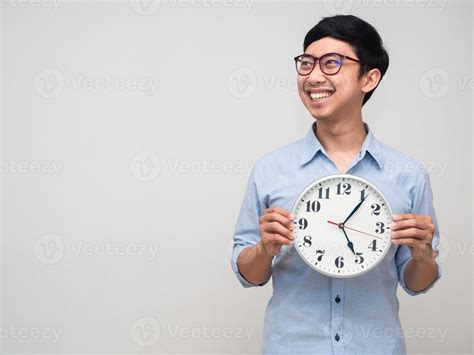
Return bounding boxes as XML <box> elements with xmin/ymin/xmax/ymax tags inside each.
<box><xmin>291</xmin><ymin>174</ymin><xmax>393</xmax><ymax>278</ymax></box>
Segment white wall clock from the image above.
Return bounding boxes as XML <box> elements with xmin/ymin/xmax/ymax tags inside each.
<box><xmin>291</xmin><ymin>174</ymin><xmax>393</xmax><ymax>278</ymax></box>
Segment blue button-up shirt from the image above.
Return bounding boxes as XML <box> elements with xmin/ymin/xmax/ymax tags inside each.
<box><xmin>231</xmin><ymin>121</ymin><xmax>442</xmax><ymax>354</ymax></box>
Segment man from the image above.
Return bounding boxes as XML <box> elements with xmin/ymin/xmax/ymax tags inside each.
<box><xmin>231</xmin><ymin>15</ymin><xmax>441</xmax><ymax>354</ymax></box>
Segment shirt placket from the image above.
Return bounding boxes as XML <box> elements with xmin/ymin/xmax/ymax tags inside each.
<box><xmin>330</xmin><ymin>278</ymin><xmax>345</xmax><ymax>354</ymax></box>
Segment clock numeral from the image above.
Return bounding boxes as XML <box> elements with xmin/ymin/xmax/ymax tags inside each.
<box><xmin>359</xmin><ymin>189</ymin><xmax>367</xmax><ymax>202</ymax></box>
<box><xmin>336</xmin><ymin>182</ymin><xmax>351</xmax><ymax>195</ymax></box>
<box><xmin>305</xmin><ymin>200</ymin><xmax>321</xmax><ymax>213</ymax></box>
<box><xmin>303</xmin><ymin>235</ymin><xmax>312</xmax><ymax>248</ymax></box>
<box><xmin>355</xmin><ymin>252</ymin><xmax>364</xmax><ymax>264</ymax></box>
<box><xmin>317</xmin><ymin>187</ymin><xmax>330</xmax><ymax>199</ymax></box>
<box><xmin>368</xmin><ymin>239</ymin><xmax>377</xmax><ymax>252</ymax></box>
<box><xmin>375</xmin><ymin>222</ymin><xmax>385</xmax><ymax>234</ymax></box>
<box><xmin>316</xmin><ymin>249</ymin><xmax>325</xmax><ymax>261</ymax></box>
<box><xmin>335</xmin><ymin>256</ymin><xmax>344</xmax><ymax>269</ymax></box>
<box><xmin>298</xmin><ymin>218</ymin><xmax>308</xmax><ymax>230</ymax></box>
<box><xmin>371</xmin><ymin>203</ymin><xmax>381</xmax><ymax>216</ymax></box>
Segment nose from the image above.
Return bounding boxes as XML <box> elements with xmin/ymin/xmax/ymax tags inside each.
<box><xmin>306</xmin><ymin>61</ymin><xmax>328</xmax><ymax>84</ymax></box>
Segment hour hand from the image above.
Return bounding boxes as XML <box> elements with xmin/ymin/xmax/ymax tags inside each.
<box><xmin>341</xmin><ymin>226</ymin><xmax>356</xmax><ymax>255</ymax></box>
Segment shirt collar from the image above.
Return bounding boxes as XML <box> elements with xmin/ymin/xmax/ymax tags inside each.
<box><xmin>300</xmin><ymin>121</ymin><xmax>383</xmax><ymax>169</ymax></box>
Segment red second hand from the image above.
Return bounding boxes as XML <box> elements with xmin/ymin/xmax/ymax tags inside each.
<box><xmin>327</xmin><ymin>220</ymin><xmax>383</xmax><ymax>240</ymax></box>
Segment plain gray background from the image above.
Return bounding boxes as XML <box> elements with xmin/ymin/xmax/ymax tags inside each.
<box><xmin>1</xmin><ymin>0</ymin><xmax>472</xmax><ymax>353</ymax></box>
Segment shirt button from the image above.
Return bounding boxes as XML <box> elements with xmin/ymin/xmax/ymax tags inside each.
<box><xmin>335</xmin><ymin>333</ymin><xmax>340</xmax><ymax>342</ymax></box>
<box><xmin>335</xmin><ymin>295</ymin><xmax>341</xmax><ymax>303</ymax></box>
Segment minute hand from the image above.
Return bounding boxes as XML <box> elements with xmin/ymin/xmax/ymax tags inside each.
<box><xmin>342</xmin><ymin>194</ymin><xmax>369</xmax><ymax>225</ymax></box>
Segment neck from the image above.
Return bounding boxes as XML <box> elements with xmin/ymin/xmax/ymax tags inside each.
<box><xmin>313</xmin><ymin>116</ymin><xmax>367</xmax><ymax>155</ymax></box>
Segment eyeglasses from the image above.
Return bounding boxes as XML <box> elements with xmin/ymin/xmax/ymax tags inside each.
<box><xmin>294</xmin><ymin>52</ymin><xmax>364</xmax><ymax>76</ymax></box>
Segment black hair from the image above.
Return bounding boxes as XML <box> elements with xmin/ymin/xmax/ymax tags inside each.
<box><xmin>303</xmin><ymin>15</ymin><xmax>389</xmax><ymax>106</ymax></box>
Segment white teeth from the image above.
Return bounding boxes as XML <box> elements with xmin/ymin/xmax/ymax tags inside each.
<box><xmin>309</xmin><ymin>91</ymin><xmax>333</xmax><ymax>100</ymax></box>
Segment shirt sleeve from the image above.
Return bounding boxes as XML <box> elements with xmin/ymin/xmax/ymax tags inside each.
<box><xmin>395</xmin><ymin>168</ymin><xmax>442</xmax><ymax>296</ymax></box>
<box><xmin>230</xmin><ymin>161</ymin><xmax>271</xmax><ymax>288</ymax></box>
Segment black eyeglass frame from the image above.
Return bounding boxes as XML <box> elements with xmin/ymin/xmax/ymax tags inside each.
<box><xmin>294</xmin><ymin>52</ymin><xmax>365</xmax><ymax>76</ymax></box>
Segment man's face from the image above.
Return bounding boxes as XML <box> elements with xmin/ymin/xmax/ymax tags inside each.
<box><xmin>297</xmin><ymin>37</ymin><xmax>366</xmax><ymax>121</ymax></box>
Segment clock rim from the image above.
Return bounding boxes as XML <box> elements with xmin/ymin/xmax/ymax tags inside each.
<box><xmin>290</xmin><ymin>173</ymin><xmax>394</xmax><ymax>278</ymax></box>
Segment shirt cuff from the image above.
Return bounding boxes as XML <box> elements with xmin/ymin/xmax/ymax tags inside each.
<box><xmin>398</xmin><ymin>254</ymin><xmax>442</xmax><ymax>296</ymax></box>
<box><xmin>231</xmin><ymin>244</ymin><xmax>271</xmax><ymax>288</ymax></box>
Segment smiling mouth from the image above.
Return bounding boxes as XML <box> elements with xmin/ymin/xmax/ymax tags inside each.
<box><xmin>307</xmin><ymin>90</ymin><xmax>335</xmax><ymax>102</ymax></box>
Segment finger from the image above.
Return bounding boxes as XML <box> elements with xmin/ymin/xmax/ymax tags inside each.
<box><xmin>391</xmin><ymin>219</ymin><xmax>431</xmax><ymax>231</ymax></box>
<box><xmin>392</xmin><ymin>213</ymin><xmax>417</xmax><ymax>221</ymax></box>
<box><xmin>262</xmin><ymin>221</ymin><xmax>293</xmax><ymax>240</ymax></box>
<box><xmin>260</xmin><ymin>212</ymin><xmax>294</xmax><ymax>230</ymax></box>
<box><xmin>391</xmin><ymin>228</ymin><xmax>430</xmax><ymax>241</ymax></box>
<box><xmin>264</xmin><ymin>233</ymin><xmax>293</xmax><ymax>247</ymax></box>
<box><xmin>264</xmin><ymin>207</ymin><xmax>294</xmax><ymax>220</ymax></box>
<box><xmin>392</xmin><ymin>237</ymin><xmax>420</xmax><ymax>246</ymax></box>
<box><xmin>392</xmin><ymin>213</ymin><xmax>432</xmax><ymax>223</ymax></box>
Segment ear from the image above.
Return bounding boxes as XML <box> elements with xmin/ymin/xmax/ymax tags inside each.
<box><xmin>361</xmin><ymin>68</ymin><xmax>382</xmax><ymax>94</ymax></box>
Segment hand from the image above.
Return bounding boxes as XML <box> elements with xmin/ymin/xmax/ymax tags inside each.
<box><xmin>259</xmin><ymin>207</ymin><xmax>294</xmax><ymax>257</ymax></box>
<box><xmin>391</xmin><ymin>214</ymin><xmax>437</xmax><ymax>263</ymax></box>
